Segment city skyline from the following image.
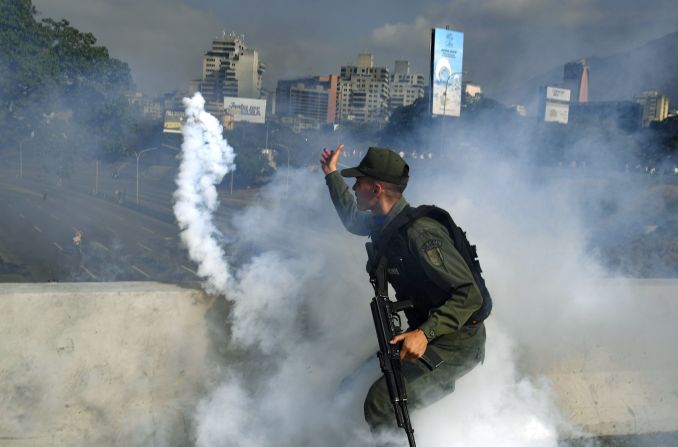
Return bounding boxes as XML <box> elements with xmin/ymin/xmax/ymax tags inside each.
<box><xmin>31</xmin><ymin>0</ymin><xmax>678</xmax><ymax>99</ymax></box>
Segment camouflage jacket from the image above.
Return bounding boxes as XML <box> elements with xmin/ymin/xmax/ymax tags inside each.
<box><xmin>325</xmin><ymin>171</ymin><xmax>483</xmax><ymax>341</ymax></box>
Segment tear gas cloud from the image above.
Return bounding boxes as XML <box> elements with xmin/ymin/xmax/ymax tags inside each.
<box><xmin>175</xmin><ymin>93</ymin><xmax>675</xmax><ymax>446</ymax></box>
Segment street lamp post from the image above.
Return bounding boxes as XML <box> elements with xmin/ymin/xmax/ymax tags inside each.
<box><xmin>135</xmin><ymin>144</ymin><xmax>180</xmax><ymax>204</ymax></box>
<box><xmin>19</xmin><ymin>130</ymin><xmax>35</xmax><ymax>179</ymax></box>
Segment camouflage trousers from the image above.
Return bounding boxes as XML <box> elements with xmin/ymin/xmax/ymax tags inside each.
<box><xmin>364</xmin><ymin>322</ymin><xmax>486</xmax><ymax>431</ymax></box>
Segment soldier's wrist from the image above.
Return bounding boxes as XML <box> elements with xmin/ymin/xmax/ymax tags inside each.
<box><xmin>417</xmin><ymin>326</ymin><xmax>436</xmax><ymax>341</ymax></box>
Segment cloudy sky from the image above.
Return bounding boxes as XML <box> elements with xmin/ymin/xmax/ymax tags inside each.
<box><xmin>32</xmin><ymin>0</ymin><xmax>678</xmax><ymax>98</ymax></box>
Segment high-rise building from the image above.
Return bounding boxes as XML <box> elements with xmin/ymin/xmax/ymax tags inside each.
<box><xmin>199</xmin><ymin>32</ymin><xmax>265</xmax><ymax>110</ymax></box>
<box><xmin>563</xmin><ymin>59</ymin><xmax>589</xmax><ymax>103</ymax></box>
<box><xmin>275</xmin><ymin>75</ymin><xmax>339</xmax><ymax>126</ymax></box>
<box><xmin>124</xmin><ymin>92</ymin><xmax>163</xmax><ymax>120</ymax></box>
<box><xmin>634</xmin><ymin>90</ymin><xmax>670</xmax><ymax>127</ymax></box>
<box><xmin>389</xmin><ymin>60</ymin><xmax>424</xmax><ymax>112</ymax></box>
<box><xmin>338</xmin><ymin>54</ymin><xmax>390</xmax><ymax>123</ymax></box>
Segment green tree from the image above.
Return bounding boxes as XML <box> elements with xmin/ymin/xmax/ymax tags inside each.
<box><xmin>0</xmin><ymin>0</ymin><xmax>137</xmax><ymax>164</ymax></box>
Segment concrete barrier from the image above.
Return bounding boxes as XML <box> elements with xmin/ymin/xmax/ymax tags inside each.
<box><xmin>539</xmin><ymin>279</ymin><xmax>678</xmax><ymax>438</ymax></box>
<box><xmin>1</xmin><ymin>280</ymin><xmax>677</xmax><ymax>445</ymax></box>
<box><xmin>0</xmin><ymin>282</ymin><xmax>221</xmax><ymax>447</ymax></box>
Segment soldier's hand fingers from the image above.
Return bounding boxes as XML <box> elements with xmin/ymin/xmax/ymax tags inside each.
<box><xmin>331</xmin><ymin>144</ymin><xmax>344</xmax><ymax>160</ymax></box>
<box><xmin>400</xmin><ymin>350</ymin><xmax>418</xmax><ymax>361</ymax></box>
<box><xmin>390</xmin><ymin>334</ymin><xmax>406</xmax><ymax>344</ymax></box>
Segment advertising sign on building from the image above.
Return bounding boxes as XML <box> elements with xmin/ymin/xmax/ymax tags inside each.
<box><xmin>430</xmin><ymin>28</ymin><xmax>464</xmax><ymax>117</ymax></box>
<box><xmin>544</xmin><ymin>102</ymin><xmax>570</xmax><ymax>124</ymax></box>
<box><xmin>546</xmin><ymin>87</ymin><xmax>571</xmax><ymax>103</ymax></box>
<box><xmin>163</xmin><ymin>110</ymin><xmax>185</xmax><ymax>134</ymax></box>
<box><xmin>223</xmin><ymin>97</ymin><xmax>267</xmax><ymax>124</ymax></box>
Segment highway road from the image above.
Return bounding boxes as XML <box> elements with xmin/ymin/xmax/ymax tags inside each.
<box><xmin>0</xmin><ymin>154</ymin><xmax>252</xmax><ymax>283</ymax></box>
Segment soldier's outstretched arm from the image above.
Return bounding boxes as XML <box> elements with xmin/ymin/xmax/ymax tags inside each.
<box><xmin>321</xmin><ymin>144</ymin><xmax>373</xmax><ymax>236</ymax></box>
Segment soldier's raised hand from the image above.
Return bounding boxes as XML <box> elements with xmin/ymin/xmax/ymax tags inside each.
<box><xmin>320</xmin><ymin>144</ymin><xmax>344</xmax><ymax>175</ymax></box>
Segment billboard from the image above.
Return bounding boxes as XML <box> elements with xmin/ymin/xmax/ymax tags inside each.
<box><xmin>430</xmin><ymin>28</ymin><xmax>464</xmax><ymax>117</ymax></box>
<box><xmin>223</xmin><ymin>97</ymin><xmax>267</xmax><ymax>124</ymax></box>
<box><xmin>544</xmin><ymin>102</ymin><xmax>569</xmax><ymax>124</ymax></box>
<box><xmin>546</xmin><ymin>86</ymin><xmax>571</xmax><ymax>102</ymax></box>
<box><xmin>163</xmin><ymin>110</ymin><xmax>184</xmax><ymax>134</ymax></box>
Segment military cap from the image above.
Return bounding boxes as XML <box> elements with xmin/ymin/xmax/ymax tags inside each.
<box><xmin>341</xmin><ymin>147</ymin><xmax>409</xmax><ymax>187</ymax></box>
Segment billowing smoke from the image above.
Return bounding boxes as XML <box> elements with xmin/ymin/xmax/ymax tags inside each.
<box><xmin>174</xmin><ymin>92</ymin><xmax>669</xmax><ymax>446</ymax></box>
<box><xmin>178</xmin><ymin>158</ymin><xmax>579</xmax><ymax>446</ymax></box>
<box><xmin>174</xmin><ymin>92</ymin><xmax>235</xmax><ymax>294</ymax></box>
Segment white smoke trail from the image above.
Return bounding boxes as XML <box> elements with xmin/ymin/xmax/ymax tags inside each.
<box><xmin>174</xmin><ymin>92</ymin><xmax>235</xmax><ymax>294</ymax></box>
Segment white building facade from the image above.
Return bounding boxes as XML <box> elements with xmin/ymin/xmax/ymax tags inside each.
<box><xmin>389</xmin><ymin>60</ymin><xmax>425</xmax><ymax>112</ymax></box>
<box><xmin>338</xmin><ymin>54</ymin><xmax>390</xmax><ymax>123</ymax></box>
<box><xmin>200</xmin><ymin>32</ymin><xmax>265</xmax><ymax>110</ymax></box>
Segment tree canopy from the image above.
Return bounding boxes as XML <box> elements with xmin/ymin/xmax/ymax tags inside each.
<box><xmin>0</xmin><ymin>0</ymin><xmax>149</xmax><ymax>169</ymax></box>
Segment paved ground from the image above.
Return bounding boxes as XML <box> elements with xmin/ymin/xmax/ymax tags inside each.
<box><xmin>0</xmin><ymin>153</ymin><xmax>255</xmax><ymax>283</ymax></box>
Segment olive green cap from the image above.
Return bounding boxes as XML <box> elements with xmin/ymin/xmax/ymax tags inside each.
<box><xmin>341</xmin><ymin>147</ymin><xmax>409</xmax><ymax>186</ymax></box>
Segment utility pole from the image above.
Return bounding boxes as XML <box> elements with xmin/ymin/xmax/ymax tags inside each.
<box><xmin>135</xmin><ymin>145</ymin><xmax>180</xmax><ymax>204</ymax></box>
<box><xmin>95</xmin><ymin>160</ymin><xmax>99</xmax><ymax>194</ymax></box>
<box><xmin>18</xmin><ymin>130</ymin><xmax>34</xmax><ymax>179</ymax></box>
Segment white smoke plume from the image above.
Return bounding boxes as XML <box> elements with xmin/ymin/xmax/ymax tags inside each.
<box><xmin>174</xmin><ymin>92</ymin><xmax>235</xmax><ymax>294</ymax></box>
<box><xmin>172</xmin><ymin>93</ymin><xmax>648</xmax><ymax>447</ymax></box>
<box><xmin>185</xmin><ymin>161</ymin><xmax>585</xmax><ymax>447</ymax></box>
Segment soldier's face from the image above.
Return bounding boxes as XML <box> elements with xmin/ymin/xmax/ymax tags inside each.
<box><xmin>353</xmin><ymin>177</ymin><xmax>378</xmax><ymax>211</ymax></box>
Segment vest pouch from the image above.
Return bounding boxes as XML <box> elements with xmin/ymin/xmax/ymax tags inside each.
<box><xmin>420</xmin><ymin>347</ymin><xmax>444</xmax><ymax>371</ymax></box>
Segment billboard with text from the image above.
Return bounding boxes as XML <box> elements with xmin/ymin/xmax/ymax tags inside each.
<box><xmin>223</xmin><ymin>97</ymin><xmax>267</xmax><ymax>124</ymax></box>
<box><xmin>546</xmin><ymin>86</ymin><xmax>571</xmax><ymax>102</ymax></box>
<box><xmin>430</xmin><ymin>28</ymin><xmax>464</xmax><ymax>117</ymax></box>
<box><xmin>544</xmin><ymin>102</ymin><xmax>569</xmax><ymax>124</ymax></box>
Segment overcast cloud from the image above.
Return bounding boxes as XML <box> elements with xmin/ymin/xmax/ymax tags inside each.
<box><xmin>32</xmin><ymin>0</ymin><xmax>678</xmax><ymax>97</ymax></box>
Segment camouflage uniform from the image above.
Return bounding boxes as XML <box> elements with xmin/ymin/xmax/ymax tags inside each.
<box><xmin>324</xmin><ymin>154</ymin><xmax>486</xmax><ymax>431</ymax></box>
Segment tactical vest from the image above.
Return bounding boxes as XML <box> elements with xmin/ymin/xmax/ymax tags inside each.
<box><xmin>368</xmin><ymin>205</ymin><xmax>492</xmax><ymax>330</ymax></box>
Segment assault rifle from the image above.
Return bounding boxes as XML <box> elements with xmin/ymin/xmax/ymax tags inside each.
<box><xmin>368</xmin><ymin>244</ymin><xmax>443</xmax><ymax>447</ymax></box>
<box><xmin>370</xmin><ymin>292</ymin><xmax>417</xmax><ymax>447</ymax></box>
<box><xmin>365</xmin><ymin>242</ymin><xmax>416</xmax><ymax>447</ymax></box>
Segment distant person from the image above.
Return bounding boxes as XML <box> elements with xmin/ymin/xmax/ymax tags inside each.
<box><xmin>320</xmin><ymin>145</ymin><xmax>491</xmax><ymax>436</ymax></box>
<box><xmin>73</xmin><ymin>230</ymin><xmax>82</xmax><ymax>249</ymax></box>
